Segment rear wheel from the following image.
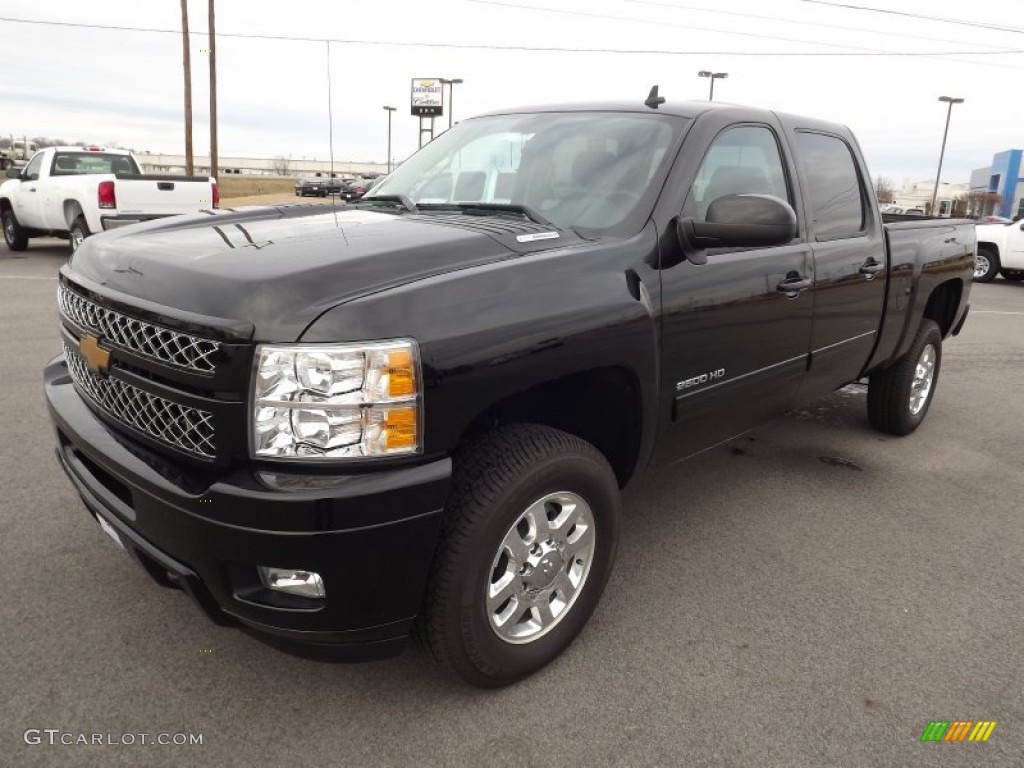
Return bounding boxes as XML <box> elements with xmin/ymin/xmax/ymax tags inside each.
<box><xmin>3</xmin><ymin>209</ymin><xmax>29</xmax><ymax>251</ymax></box>
<box><xmin>69</xmin><ymin>217</ymin><xmax>89</xmax><ymax>253</ymax></box>
<box><xmin>973</xmin><ymin>247</ymin><xmax>999</xmax><ymax>282</ymax></box>
<box><xmin>867</xmin><ymin>319</ymin><xmax>942</xmax><ymax>436</ymax></box>
<box><xmin>419</xmin><ymin>424</ymin><xmax>620</xmax><ymax>687</ymax></box>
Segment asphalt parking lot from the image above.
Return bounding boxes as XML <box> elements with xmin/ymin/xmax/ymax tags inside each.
<box><xmin>1</xmin><ymin>238</ymin><xmax>1022</xmax><ymax>767</ymax></box>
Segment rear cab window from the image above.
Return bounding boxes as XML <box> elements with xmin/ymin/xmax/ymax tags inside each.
<box><xmin>792</xmin><ymin>132</ymin><xmax>867</xmax><ymax>241</ymax></box>
<box><xmin>51</xmin><ymin>153</ymin><xmax>140</xmax><ymax>176</ymax></box>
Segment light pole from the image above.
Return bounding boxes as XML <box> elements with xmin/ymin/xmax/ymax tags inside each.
<box><xmin>698</xmin><ymin>70</ymin><xmax>728</xmax><ymax>101</ymax></box>
<box><xmin>930</xmin><ymin>95</ymin><xmax>964</xmax><ymax>217</ymax></box>
<box><xmin>383</xmin><ymin>106</ymin><xmax>397</xmax><ymax>174</ymax></box>
<box><xmin>440</xmin><ymin>78</ymin><xmax>464</xmax><ymax>129</ymax></box>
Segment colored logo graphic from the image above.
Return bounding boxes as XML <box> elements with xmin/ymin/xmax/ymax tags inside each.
<box><xmin>920</xmin><ymin>721</ymin><xmax>997</xmax><ymax>742</ymax></box>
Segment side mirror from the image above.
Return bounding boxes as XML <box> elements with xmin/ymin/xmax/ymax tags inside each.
<box><xmin>678</xmin><ymin>194</ymin><xmax>798</xmax><ymax>259</ymax></box>
<box><xmin>5</xmin><ymin>168</ymin><xmax>21</xmax><ymax>180</ymax></box>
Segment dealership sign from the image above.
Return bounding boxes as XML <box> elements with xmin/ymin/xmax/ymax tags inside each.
<box><xmin>411</xmin><ymin>79</ymin><xmax>444</xmax><ymax>117</ymax></box>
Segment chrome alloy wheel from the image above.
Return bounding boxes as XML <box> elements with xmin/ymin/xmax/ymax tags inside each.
<box><xmin>974</xmin><ymin>252</ymin><xmax>991</xmax><ymax>279</ymax></box>
<box><xmin>486</xmin><ymin>492</ymin><xmax>596</xmax><ymax>644</ymax></box>
<box><xmin>909</xmin><ymin>343</ymin><xmax>937</xmax><ymax>415</ymax></box>
<box><xmin>3</xmin><ymin>214</ymin><xmax>14</xmax><ymax>245</ymax></box>
<box><xmin>71</xmin><ymin>228</ymin><xmax>85</xmax><ymax>252</ymax></box>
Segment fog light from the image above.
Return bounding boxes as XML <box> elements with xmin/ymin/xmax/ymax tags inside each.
<box><xmin>258</xmin><ymin>566</ymin><xmax>326</xmax><ymax>599</ymax></box>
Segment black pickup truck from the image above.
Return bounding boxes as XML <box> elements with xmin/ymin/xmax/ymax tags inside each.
<box><xmin>45</xmin><ymin>95</ymin><xmax>974</xmax><ymax>687</ymax></box>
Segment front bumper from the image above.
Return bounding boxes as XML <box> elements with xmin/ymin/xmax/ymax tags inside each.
<box><xmin>44</xmin><ymin>354</ymin><xmax>450</xmax><ymax>660</ymax></box>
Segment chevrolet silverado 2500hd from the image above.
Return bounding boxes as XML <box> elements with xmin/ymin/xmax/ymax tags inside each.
<box><xmin>45</xmin><ymin>98</ymin><xmax>974</xmax><ymax>687</ymax></box>
<box><xmin>1</xmin><ymin>146</ymin><xmax>217</xmax><ymax>252</ymax></box>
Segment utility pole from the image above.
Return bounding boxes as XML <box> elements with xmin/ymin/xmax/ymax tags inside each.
<box><xmin>208</xmin><ymin>0</ymin><xmax>219</xmax><ymax>183</ymax></box>
<box><xmin>383</xmin><ymin>106</ymin><xmax>397</xmax><ymax>173</ymax></box>
<box><xmin>180</xmin><ymin>0</ymin><xmax>194</xmax><ymax>176</ymax></box>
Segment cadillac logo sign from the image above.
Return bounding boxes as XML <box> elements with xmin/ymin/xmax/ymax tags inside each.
<box><xmin>79</xmin><ymin>334</ymin><xmax>111</xmax><ymax>375</ymax></box>
<box><xmin>411</xmin><ymin>78</ymin><xmax>444</xmax><ymax>117</ymax></box>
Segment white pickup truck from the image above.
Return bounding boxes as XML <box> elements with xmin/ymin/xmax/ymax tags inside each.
<box><xmin>975</xmin><ymin>220</ymin><xmax>1024</xmax><ymax>282</ymax></box>
<box><xmin>1</xmin><ymin>146</ymin><xmax>217</xmax><ymax>252</ymax></box>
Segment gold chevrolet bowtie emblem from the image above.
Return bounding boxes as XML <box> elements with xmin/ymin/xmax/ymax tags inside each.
<box><xmin>79</xmin><ymin>334</ymin><xmax>111</xmax><ymax>375</ymax></box>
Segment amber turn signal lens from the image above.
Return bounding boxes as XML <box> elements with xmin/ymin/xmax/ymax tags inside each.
<box><xmin>387</xmin><ymin>349</ymin><xmax>416</xmax><ymax>398</ymax></box>
<box><xmin>383</xmin><ymin>407</ymin><xmax>417</xmax><ymax>450</ymax></box>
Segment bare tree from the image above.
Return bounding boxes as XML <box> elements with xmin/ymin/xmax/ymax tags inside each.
<box><xmin>874</xmin><ymin>176</ymin><xmax>895</xmax><ymax>203</ymax></box>
<box><xmin>271</xmin><ymin>156</ymin><xmax>293</xmax><ymax>176</ymax></box>
<box><xmin>961</xmin><ymin>190</ymin><xmax>1001</xmax><ymax>218</ymax></box>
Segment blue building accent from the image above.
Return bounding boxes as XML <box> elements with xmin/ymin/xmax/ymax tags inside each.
<box><xmin>989</xmin><ymin>149</ymin><xmax>1022</xmax><ymax>219</ymax></box>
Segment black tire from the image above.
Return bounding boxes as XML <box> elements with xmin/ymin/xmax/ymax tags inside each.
<box><xmin>69</xmin><ymin>216</ymin><xmax>89</xmax><ymax>253</ymax></box>
<box><xmin>867</xmin><ymin>319</ymin><xmax>942</xmax><ymax>436</ymax></box>
<box><xmin>419</xmin><ymin>424</ymin><xmax>620</xmax><ymax>687</ymax></box>
<box><xmin>1000</xmin><ymin>269</ymin><xmax>1024</xmax><ymax>282</ymax></box>
<box><xmin>973</xmin><ymin>246</ymin><xmax>999</xmax><ymax>283</ymax></box>
<box><xmin>3</xmin><ymin>208</ymin><xmax>29</xmax><ymax>251</ymax></box>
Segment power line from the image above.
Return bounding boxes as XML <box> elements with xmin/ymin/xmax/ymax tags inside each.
<box><xmin>798</xmin><ymin>1</ymin><xmax>1024</xmax><ymax>35</ymax></box>
<box><xmin>624</xmin><ymin>0</ymin><xmax>1024</xmax><ymax>51</ymax></box>
<box><xmin>464</xmin><ymin>0</ymin><xmax>1024</xmax><ymax>69</ymax></box>
<box><xmin>469</xmin><ymin>0</ymin><xmax>906</xmax><ymax>55</ymax></box>
<box><xmin>0</xmin><ymin>14</ymin><xmax>1022</xmax><ymax>58</ymax></box>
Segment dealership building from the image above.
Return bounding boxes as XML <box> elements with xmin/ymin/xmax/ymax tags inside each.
<box><xmin>969</xmin><ymin>149</ymin><xmax>1024</xmax><ymax>219</ymax></box>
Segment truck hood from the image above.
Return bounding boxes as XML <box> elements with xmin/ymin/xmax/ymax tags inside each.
<box><xmin>67</xmin><ymin>205</ymin><xmax>571</xmax><ymax>341</ymax></box>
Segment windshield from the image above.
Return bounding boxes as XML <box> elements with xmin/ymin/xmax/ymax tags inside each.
<box><xmin>50</xmin><ymin>152</ymin><xmax>140</xmax><ymax>176</ymax></box>
<box><xmin>369</xmin><ymin>112</ymin><xmax>686</xmax><ymax>234</ymax></box>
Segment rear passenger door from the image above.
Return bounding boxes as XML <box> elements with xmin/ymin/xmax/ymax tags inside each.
<box><xmin>787</xmin><ymin>130</ymin><xmax>887</xmax><ymax>400</ymax></box>
<box><xmin>659</xmin><ymin>122</ymin><xmax>814</xmax><ymax>461</ymax></box>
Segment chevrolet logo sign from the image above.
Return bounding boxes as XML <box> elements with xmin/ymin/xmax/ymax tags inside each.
<box><xmin>78</xmin><ymin>334</ymin><xmax>111</xmax><ymax>375</ymax></box>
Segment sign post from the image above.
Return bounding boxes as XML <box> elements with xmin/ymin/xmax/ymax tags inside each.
<box><xmin>411</xmin><ymin>78</ymin><xmax>444</xmax><ymax>148</ymax></box>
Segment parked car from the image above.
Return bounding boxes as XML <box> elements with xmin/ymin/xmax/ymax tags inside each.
<box><xmin>339</xmin><ymin>179</ymin><xmax>368</xmax><ymax>201</ymax></box>
<box><xmin>45</xmin><ymin>97</ymin><xmax>974</xmax><ymax>687</ymax></box>
<box><xmin>294</xmin><ymin>177</ymin><xmax>328</xmax><ymax>197</ymax></box>
<box><xmin>1</xmin><ymin>146</ymin><xmax>217</xmax><ymax>252</ymax></box>
<box><xmin>974</xmin><ymin>220</ymin><xmax>1024</xmax><ymax>282</ymax></box>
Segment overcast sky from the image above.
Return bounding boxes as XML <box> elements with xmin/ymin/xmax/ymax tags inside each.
<box><xmin>1</xmin><ymin>0</ymin><xmax>1020</xmax><ymax>186</ymax></box>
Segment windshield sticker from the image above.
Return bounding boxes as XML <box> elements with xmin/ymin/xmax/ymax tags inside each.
<box><xmin>516</xmin><ymin>232</ymin><xmax>560</xmax><ymax>243</ymax></box>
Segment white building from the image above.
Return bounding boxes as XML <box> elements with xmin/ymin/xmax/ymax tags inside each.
<box><xmin>134</xmin><ymin>152</ymin><xmax>388</xmax><ymax>179</ymax></box>
<box><xmin>891</xmin><ymin>180</ymin><xmax>969</xmax><ymax>216</ymax></box>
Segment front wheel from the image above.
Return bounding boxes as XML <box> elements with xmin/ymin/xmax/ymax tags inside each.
<box><xmin>3</xmin><ymin>209</ymin><xmax>29</xmax><ymax>251</ymax></box>
<box><xmin>974</xmin><ymin>247</ymin><xmax>999</xmax><ymax>282</ymax></box>
<box><xmin>867</xmin><ymin>319</ymin><xmax>942</xmax><ymax>436</ymax></box>
<box><xmin>69</xmin><ymin>217</ymin><xmax>89</xmax><ymax>253</ymax></box>
<box><xmin>419</xmin><ymin>424</ymin><xmax>620</xmax><ymax>687</ymax></box>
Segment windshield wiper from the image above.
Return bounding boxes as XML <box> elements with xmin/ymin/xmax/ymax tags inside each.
<box><xmin>418</xmin><ymin>202</ymin><xmax>554</xmax><ymax>227</ymax></box>
<box><xmin>355</xmin><ymin>194</ymin><xmax>419</xmax><ymax>214</ymax></box>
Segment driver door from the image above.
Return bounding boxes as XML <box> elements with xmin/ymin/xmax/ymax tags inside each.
<box><xmin>11</xmin><ymin>152</ymin><xmax>46</xmax><ymax>229</ymax></box>
<box><xmin>658</xmin><ymin>123</ymin><xmax>814</xmax><ymax>461</ymax></box>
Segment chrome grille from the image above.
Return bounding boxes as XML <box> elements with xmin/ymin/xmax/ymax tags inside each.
<box><xmin>63</xmin><ymin>342</ymin><xmax>216</xmax><ymax>459</ymax></box>
<box><xmin>58</xmin><ymin>282</ymin><xmax>220</xmax><ymax>375</ymax></box>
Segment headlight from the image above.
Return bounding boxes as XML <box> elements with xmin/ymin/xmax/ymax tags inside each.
<box><xmin>251</xmin><ymin>340</ymin><xmax>421</xmax><ymax>460</ymax></box>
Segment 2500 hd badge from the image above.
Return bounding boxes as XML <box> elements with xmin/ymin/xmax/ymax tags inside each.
<box><xmin>677</xmin><ymin>368</ymin><xmax>727</xmax><ymax>392</ymax></box>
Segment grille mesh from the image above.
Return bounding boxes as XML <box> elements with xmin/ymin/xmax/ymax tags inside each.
<box><xmin>58</xmin><ymin>283</ymin><xmax>220</xmax><ymax>374</ymax></box>
<box><xmin>64</xmin><ymin>342</ymin><xmax>216</xmax><ymax>459</ymax></box>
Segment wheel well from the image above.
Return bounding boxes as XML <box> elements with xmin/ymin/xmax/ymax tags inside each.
<box><xmin>977</xmin><ymin>241</ymin><xmax>998</xmax><ymax>258</ymax></box>
<box><xmin>922</xmin><ymin>279</ymin><xmax>963</xmax><ymax>338</ymax></box>
<box><xmin>63</xmin><ymin>200</ymin><xmax>85</xmax><ymax>228</ymax></box>
<box><xmin>458</xmin><ymin>367</ymin><xmax>643</xmax><ymax>488</ymax></box>
<box><xmin>0</xmin><ymin>198</ymin><xmax>11</xmax><ymax>215</ymax></box>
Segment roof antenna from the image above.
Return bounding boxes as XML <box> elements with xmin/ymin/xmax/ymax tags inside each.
<box><xmin>645</xmin><ymin>85</ymin><xmax>666</xmax><ymax>109</ymax></box>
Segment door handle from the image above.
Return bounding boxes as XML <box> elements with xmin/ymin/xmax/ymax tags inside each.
<box><xmin>27</xmin><ymin>187</ymin><xmax>37</xmax><ymax>192</ymax></box>
<box><xmin>859</xmin><ymin>259</ymin><xmax>884</xmax><ymax>279</ymax></box>
<box><xmin>777</xmin><ymin>273</ymin><xmax>811</xmax><ymax>296</ymax></box>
